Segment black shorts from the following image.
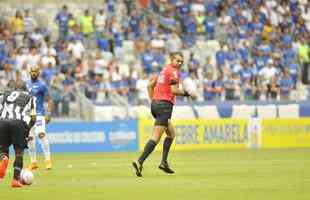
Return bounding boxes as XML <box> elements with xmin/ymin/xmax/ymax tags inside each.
<box><xmin>0</xmin><ymin>119</ymin><xmax>29</xmax><ymax>150</ymax></box>
<box><xmin>151</xmin><ymin>100</ymin><xmax>173</xmax><ymax>127</ymax></box>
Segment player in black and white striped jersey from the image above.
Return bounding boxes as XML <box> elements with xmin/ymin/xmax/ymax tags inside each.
<box><xmin>0</xmin><ymin>81</ymin><xmax>36</xmax><ymax>188</ymax></box>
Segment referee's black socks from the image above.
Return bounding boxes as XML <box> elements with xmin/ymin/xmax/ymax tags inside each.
<box><xmin>161</xmin><ymin>137</ymin><xmax>173</xmax><ymax>165</ymax></box>
<box><xmin>138</xmin><ymin>139</ymin><xmax>157</xmax><ymax>164</ymax></box>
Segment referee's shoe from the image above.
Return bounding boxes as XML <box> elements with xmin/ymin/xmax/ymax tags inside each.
<box><xmin>158</xmin><ymin>163</ymin><xmax>175</xmax><ymax>174</ymax></box>
<box><xmin>132</xmin><ymin>161</ymin><xmax>143</xmax><ymax>177</ymax></box>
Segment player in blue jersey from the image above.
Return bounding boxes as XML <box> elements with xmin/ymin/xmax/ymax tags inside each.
<box><xmin>26</xmin><ymin>66</ymin><xmax>53</xmax><ymax>170</ymax></box>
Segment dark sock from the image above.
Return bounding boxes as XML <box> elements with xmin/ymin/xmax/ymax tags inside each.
<box><xmin>13</xmin><ymin>156</ymin><xmax>23</xmax><ymax>180</ymax></box>
<box><xmin>138</xmin><ymin>140</ymin><xmax>157</xmax><ymax>164</ymax></box>
<box><xmin>161</xmin><ymin>137</ymin><xmax>173</xmax><ymax>165</ymax></box>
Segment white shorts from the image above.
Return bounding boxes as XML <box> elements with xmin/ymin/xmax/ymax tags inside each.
<box><xmin>30</xmin><ymin>115</ymin><xmax>46</xmax><ymax>136</ymax></box>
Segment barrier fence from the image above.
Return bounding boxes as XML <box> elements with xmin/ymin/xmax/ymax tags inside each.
<box><xmin>43</xmin><ymin>118</ymin><xmax>310</xmax><ymax>153</ymax></box>
<box><xmin>45</xmin><ymin>120</ymin><xmax>138</xmax><ymax>153</ymax></box>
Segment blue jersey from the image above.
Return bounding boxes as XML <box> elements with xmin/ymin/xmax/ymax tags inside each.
<box><xmin>26</xmin><ymin>80</ymin><xmax>48</xmax><ymax>115</ymax></box>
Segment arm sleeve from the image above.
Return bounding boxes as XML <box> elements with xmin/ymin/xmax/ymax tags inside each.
<box><xmin>43</xmin><ymin>84</ymin><xmax>49</xmax><ymax>98</ymax></box>
<box><xmin>23</xmin><ymin>97</ymin><xmax>36</xmax><ymax>128</ymax></box>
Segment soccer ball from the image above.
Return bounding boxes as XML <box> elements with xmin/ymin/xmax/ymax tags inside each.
<box><xmin>20</xmin><ymin>169</ymin><xmax>34</xmax><ymax>185</ymax></box>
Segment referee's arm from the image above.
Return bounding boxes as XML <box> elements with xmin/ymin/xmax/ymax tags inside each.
<box><xmin>147</xmin><ymin>75</ymin><xmax>157</xmax><ymax>100</ymax></box>
<box><xmin>170</xmin><ymin>82</ymin><xmax>194</xmax><ymax>97</ymax></box>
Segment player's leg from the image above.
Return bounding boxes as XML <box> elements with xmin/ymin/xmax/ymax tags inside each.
<box><xmin>27</xmin><ymin>127</ymin><xmax>38</xmax><ymax>170</ymax></box>
<box><xmin>159</xmin><ymin>120</ymin><xmax>175</xmax><ymax>174</ymax></box>
<box><xmin>37</xmin><ymin>116</ymin><xmax>52</xmax><ymax>170</ymax></box>
<box><xmin>0</xmin><ymin>121</ymin><xmax>10</xmax><ymax>179</ymax></box>
<box><xmin>138</xmin><ymin>125</ymin><xmax>166</xmax><ymax>164</ymax></box>
<box><xmin>11</xmin><ymin>147</ymin><xmax>24</xmax><ymax>188</ymax></box>
<box><xmin>132</xmin><ymin>101</ymin><xmax>169</xmax><ymax>177</ymax></box>
<box><xmin>0</xmin><ymin>146</ymin><xmax>9</xmax><ymax>180</ymax></box>
<box><xmin>133</xmin><ymin>125</ymin><xmax>166</xmax><ymax>177</ymax></box>
<box><xmin>10</xmin><ymin>120</ymin><xmax>28</xmax><ymax>187</ymax></box>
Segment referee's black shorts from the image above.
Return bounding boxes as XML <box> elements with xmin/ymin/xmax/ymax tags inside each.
<box><xmin>0</xmin><ymin>119</ymin><xmax>29</xmax><ymax>150</ymax></box>
<box><xmin>151</xmin><ymin>100</ymin><xmax>173</xmax><ymax>127</ymax></box>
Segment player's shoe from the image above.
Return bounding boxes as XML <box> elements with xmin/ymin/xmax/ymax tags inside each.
<box><xmin>11</xmin><ymin>179</ymin><xmax>23</xmax><ymax>188</ymax></box>
<box><xmin>45</xmin><ymin>160</ymin><xmax>52</xmax><ymax>170</ymax></box>
<box><xmin>0</xmin><ymin>155</ymin><xmax>9</xmax><ymax>179</ymax></box>
<box><xmin>158</xmin><ymin>163</ymin><xmax>175</xmax><ymax>174</ymax></box>
<box><xmin>132</xmin><ymin>161</ymin><xmax>143</xmax><ymax>177</ymax></box>
<box><xmin>28</xmin><ymin>162</ymin><xmax>39</xmax><ymax>170</ymax></box>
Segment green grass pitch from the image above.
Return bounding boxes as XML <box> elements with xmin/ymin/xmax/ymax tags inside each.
<box><xmin>0</xmin><ymin>149</ymin><xmax>309</xmax><ymax>200</ymax></box>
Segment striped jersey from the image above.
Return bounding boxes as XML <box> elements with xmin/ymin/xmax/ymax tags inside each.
<box><xmin>0</xmin><ymin>90</ymin><xmax>36</xmax><ymax>124</ymax></box>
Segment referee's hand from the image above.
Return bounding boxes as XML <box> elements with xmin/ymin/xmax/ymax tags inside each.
<box><xmin>184</xmin><ymin>90</ymin><xmax>197</xmax><ymax>100</ymax></box>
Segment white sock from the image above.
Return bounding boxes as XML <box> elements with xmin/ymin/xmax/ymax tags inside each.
<box><xmin>39</xmin><ymin>136</ymin><xmax>51</xmax><ymax>161</ymax></box>
<box><xmin>27</xmin><ymin>137</ymin><xmax>37</xmax><ymax>163</ymax></box>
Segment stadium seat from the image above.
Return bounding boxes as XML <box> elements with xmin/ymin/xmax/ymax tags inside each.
<box><xmin>205</xmin><ymin>40</ymin><xmax>220</xmax><ymax>58</ymax></box>
<box><xmin>110</xmin><ymin>106</ymin><xmax>128</xmax><ymax>120</ymax></box>
<box><xmin>68</xmin><ymin>102</ymin><xmax>79</xmax><ymax>118</ymax></box>
<box><xmin>171</xmin><ymin>105</ymin><xmax>196</xmax><ymax>120</ymax></box>
<box><xmin>114</xmin><ymin>47</ymin><xmax>125</xmax><ymax>61</ymax></box>
<box><xmin>101</xmin><ymin>51</ymin><xmax>113</xmax><ymax>63</ymax></box>
<box><xmin>232</xmin><ymin>105</ymin><xmax>256</xmax><ymax>119</ymax></box>
<box><xmin>134</xmin><ymin>105</ymin><xmax>153</xmax><ymax>119</ymax></box>
<box><xmin>181</xmin><ymin>49</ymin><xmax>191</xmax><ymax>66</ymax></box>
<box><xmin>195</xmin><ymin>105</ymin><xmax>220</xmax><ymax>119</ymax></box>
<box><xmin>123</xmin><ymin>54</ymin><xmax>136</xmax><ymax>65</ymax></box>
<box><xmin>278</xmin><ymin>104</ymin><xmax>299</xmax><ymax>118</ymax></box>
<box><xmin>123</xmin><ymin>40</ymin><xmax>135</xmax><ymax>54</ymax></box>
<box><xmin>128</xmin><ymin>106</ymin><xmax>138</xmax><ymax>119</ymax></box>
<box><xmin>256</xmin><ymin>105</ymin><xmax>277</xmax><ymax>119</ymax></box>
<box><xmin>94</xmin><ymin>106</ymin><xmax>114</xmax><ymax>121</ymax></box>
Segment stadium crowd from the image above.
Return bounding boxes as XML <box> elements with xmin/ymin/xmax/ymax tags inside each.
<box><xmin>0</xmin><ymin>0</ymin><xmax>309</xmax><ymax>117</ymax></box>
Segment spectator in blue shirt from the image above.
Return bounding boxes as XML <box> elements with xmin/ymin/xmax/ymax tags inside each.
<box><xmin>203</xmin><ymin>72</ymin><xmax>214</xmax><ymax>101</ymax></box>
<box><xmin>213</xmin><ymin>73</ymin><xmax>225</xmax><ymax>101</ymax></box>
<box><xmin>106</xmin><ymin>0</ymin><xmax>115</xmax><ymax>15</ymax></box>
<box><xmin>183</xmin><ymin>32</ymin><xmax>196</xmax><ymax>48</ymax></box>
<box><xmin>119</xmin><ymin>76</ymin><xmax>130</xmax><ymax>100</ymax></box>
<box><xmin>278</xmin><ymin>69</ymin><xmax>294</xmax><ymax>101</ymax></box>
<box><xmin>55</xmin><ymin>5</ymin><xmax>70</xmax><ymax>40</ymax></box>
<box><xmin>287</xmin><ymin>61</ymin><xmax>299</xmax><ymax>86</ymax></box>
<box><xmin>183</xmin><ymin>13</ymin><xmax>196</xmax><ymax>34</ymax></box>
<box><xmin>86</xmin><ymin>73</ymin><xmax>101</xmax><ymax>101</ymax></box>
<box><xmin>242</xmin><ymin>78</ymin><xmax>255</xmax><ymax>100</ymax></box>
<box><xmin>282</xmin><ymin>43</ymin><xmax>297</xmax><ymax>66</ymax></box>
<box><xmin>204</xmin><ymin>11</ymin><xmax>216</xmax><ymax>40</ymax></box>
<box><xmin>141</xmin><ymin>49</ymin><xmax>155</xmax><ymax>74</ymax></box>
<box><xmin>238</xmin><ymin>41</ymin><xmax>250</xmax><ymax>61</ymax></box>
<box><xmin>188</xmin><ymin>52</ymin><xmax>200</xmax><ymax>74</ymax></box>
<box><xmin>216</xmin><ymin>43</ymin><xmax>228</xmax><ymax>68</ymax></box>
<box><xmin>254</xmin><ymin>49</ymin><xmax>268</xmax><ymax>70</ymax></box>
<box><xmin>177</xmin><ymin>0</ymin><xmax>190</xmax><ymax>18</ymax></box>
<box><xmin>42</xmin><ymin>62</ymin><xmax>56</xmax><ymax>85</ymax></box>
<box><xmin>128</xmin><ymin>9</ymin><xmax>141</xmax><ymax>38</ymax></box>
<box><xmin>239</xmin><ymin>61</ymin><xmax>253</xmax><ymax>82</ymax></box>
<box><xmin>97</xmin><ymin>33</ymin><xmax>110</xmax><ymax>52</ymax></box>
<box><xmin>62</xmin><ymin>70</ymin><xmax>75</xmax><ymax>86</ymax></box>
